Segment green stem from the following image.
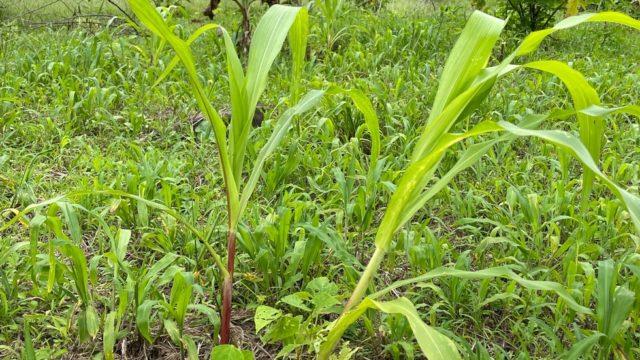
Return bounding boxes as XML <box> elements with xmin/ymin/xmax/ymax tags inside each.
<box><xmin>319</xmin><ymin>246</ymin><xmax>387</xmax><ymax>359</ymax></box>
<box><xmin>343</xmin><ymin>247</ymin><xmax>386</xmax><ymax>312</ymax></box>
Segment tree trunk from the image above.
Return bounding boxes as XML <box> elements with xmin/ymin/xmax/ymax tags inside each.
<box><xmin>203</xmin><ymin>0</ymin><xmax>221</xmax><ymax>19</ymax></box>
<box><xmin>239</xmin><ymin>8</ymin><xmax>251</xmax><ymax>54</ymax></box>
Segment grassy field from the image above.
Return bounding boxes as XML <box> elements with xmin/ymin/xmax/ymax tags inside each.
<box><xmin>1</xmin><ymin>0</ymin><xmax>640</xmax><ymax>359</ymax></box>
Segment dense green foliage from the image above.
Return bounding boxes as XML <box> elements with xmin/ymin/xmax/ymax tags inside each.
<box><xmin>1</xmin><ymin>0</ymin><xmax>640</xmax><ymax>359</ymax></box>
<box><xmin>474</xmin><ymin>0</ymin><xmax>639</xmax><ymax>31</ymax></box>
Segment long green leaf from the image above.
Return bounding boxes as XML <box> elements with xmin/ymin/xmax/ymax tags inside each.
<box><xmin>397</xmin><ymin>114</ymin><xmax>546</xmax><ymax>232</ymax></box>
<box><xmin>127</xmin><ymin>0</ymin><xmax>239</xmax><ymax>218</ymax></box>
<box><xmin>140</xmin><ymin>252</ymin><xmax>179</xmax><ymax>304</ymax></box>
<box><xmin>608</xmin><ymin>286</ymin><xmax>634</xmax><ymax>338</ymax></box>
<box><xmin>563</xmin><ymin>333</ymin><xmax>605</xmax><ymax>360</ymax></box>
<box><xmin>376</xmin><ymin>121</ymin><xmax>504</xmax><ymax>250</ymax></box>
<box><xmin>371</xmin><ymin>265</ymin><xmax>592</xmax><ymax>314</ymax></box>
<box><xmin>326</xmin><ymin>86</ymin><xmax>381</xmax><ymax>171</ymax></box>
<box><xmin>153</xmin><ymin>23</ymin><xmax>221</xmax><ymax>88</ymax></box>
<box><xmin>597</xmin><ymin>259</ymin><xmax>615</xmax><ymax>336</ymax></box>
<box><xmin>319</xmin><ymin>297</ymin><xmax>461</xmax><ymax>360</ymax></box>
<box><xmin>411</xmin><ymin>11</ymin><xmax>505</xmax><ymax>162</ymax></box>
<box><xmin>232</xmin><ymin>5</ymin><xmax>304</xmax><ymax>184</ymax></box>
<box><xmin>114</xmin><ymin>229</ymin><xmax>131</xmax><ymax>263</ymax></box>
<box><xmin>521</xmin><ymin>60</ymin><xmax>602</xmax><ymax>200</ymax></box>
<box><xmin>343</xmin><ymin>88</ymin><xmax>381</xmax><ymax>169</ymax></box>
<box><xmin>170</xmin><ymin>272</ymin><xmax>193</xmax><ymax>330</ymax></box>
<box><xmin>430</xmin><ymin>11</ymin><xmax>505</xmax><ymax>123</ymax></box>
<box><xmin>58</xmin><ymin>202</ymin><xmax>82</xmax><ymax>244</ymax></box>
<box><xmin>22</xmin><ymin>318</ymin><xmax>36</xmax><ymax>360</ymax></box>
<box><xmin>523</xmin><ymin>61</ymin><xmax>601</xmax><ymax>158</ymax></box>
<box><xmin>238</xmin><ymin>90</ymin><xmax>325</xmax><ymax>216</ymax></box>
<box><xmin>246</xmin><ymin>5</ymin><xmax>302</xmax><ymax>110</ymax></box>
<box><xmin>60</xmin><ymin>242</ymin><xmax>91</xmax><ymax>306</ymax></box>
<box><xmin>516</xmin><ymin>12</ymin><xmax>640</xmax><ymax>56</ymax></box>
<box><xmin>496</xmin><ymin>121</ymin><xmax>640</xmax><ymax>233</ymax></box>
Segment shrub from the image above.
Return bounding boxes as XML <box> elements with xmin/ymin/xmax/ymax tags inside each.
<box><xmin>497</xmin><ymin>0</ymin><xmax>568</xmax><ymax>31</ymax></box>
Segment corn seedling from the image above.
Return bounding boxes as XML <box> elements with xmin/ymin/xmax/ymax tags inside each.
<box><xmin>318</xmin><ymin>10</ymin><xmax>640</xmax><ymax>359</ymax></box>
<box><xmin>126</xmin><ymin>0</ymin><xmax>318</xmax><ymax>344</ymax></box>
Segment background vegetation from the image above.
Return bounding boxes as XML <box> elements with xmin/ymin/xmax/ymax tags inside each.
<box><xmin>1</xmin><ymin>0</ymin><xmax>640</xmax><ymax>359</ymax></box>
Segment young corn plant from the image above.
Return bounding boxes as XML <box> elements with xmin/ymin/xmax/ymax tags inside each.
<box><xmin>318</xmin><ymin>11</ymin><xmax>640</xmax><ymax>359</ymax></box>
<box><xmin>127</xmin><ymin>0</ymin><xmax>318</xmax><ymax>344</ymax></box>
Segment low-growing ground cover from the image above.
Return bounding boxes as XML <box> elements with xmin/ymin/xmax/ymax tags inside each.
<box><xmin>1</xmin><ymin>0</ymin><xmax>640</xmax><ymax>359</ymax></box>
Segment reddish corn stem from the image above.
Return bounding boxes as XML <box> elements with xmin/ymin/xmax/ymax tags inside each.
<box><xmin>219</xmin><ymin>229</ymin><xmax>236</xmax><ymax>344</ymax></box>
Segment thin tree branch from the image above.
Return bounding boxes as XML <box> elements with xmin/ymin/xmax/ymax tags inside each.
<box><xmin>106</xmin><ymin>0</ymin><xmax>138</xmax><ymax>29</ymax></box>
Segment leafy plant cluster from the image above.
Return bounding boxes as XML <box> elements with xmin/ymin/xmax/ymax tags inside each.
<box><xmin>474</xmin><ymin>0</ymin><xmax>639</xmax><ymax>31</ymax></box>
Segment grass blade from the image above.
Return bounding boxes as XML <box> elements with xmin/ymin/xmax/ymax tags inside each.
<box><xmin>288</xmin><ymin>7</ymin><xmax>309</xmax><ymax>103</ymax></box>
<box><xmin>103</xmin><ymin>311</ymin><xmax>117</xmax><ymax>360</ymax></box>
<box><xmin>22</xmin><ymin>318</ymin><xmax>36</xmax><ymax>360</ymax></box>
